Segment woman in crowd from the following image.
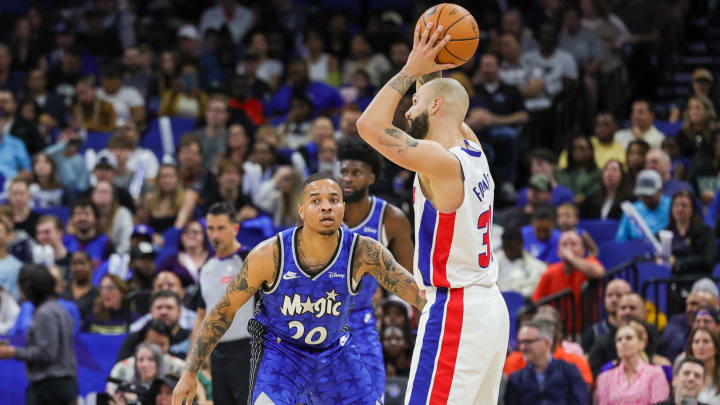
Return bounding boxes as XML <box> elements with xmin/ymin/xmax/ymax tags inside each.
<box><xmin>341</xmin><ymin>33</ymin><xmax>391</xmax><ymax>87</ymax></box>
<box><xmin>92</xmin><ymin>180</ymin><xmax>134</xmax><ymax>255</ymax></box>
<box><xmin>157</xmin><ymin>220</ymin><xmax>210</xmax><ymax>286</ymax></box>
<box><xmin>302</xmin><ymin>28</ymin><xmax>341</xmax><ymax>87</ymax></box>
<box><xmin>0</xmin><ymin>264</ymin><xmax>77</xmax><ymax>405</ymax></box>
<box><xmin>382</xmin><ymin>325</ymin><xmax>412</xmax><ymax>377</ymax></box>
<box><xmin>556</xmin><ymin>136</ymin><xmax>601</xmax><ymax>205</ymax></box>
<box><xmin>138</xmin><ymin>164</ymin><xmax>197</xmax><ymax>236</ymax></box>
<box><xmin>60</xmin><ymin>251</ymin><xmax>99</xmax><ymax>320</ymax></box>
<box><xmin>677</xmin><ymin>95</ymin><xmax>718</xmax><ymax>158</ymax></box>
<box><xmin>108</xmin><ymin>342</ymin><xmax>165</xmax><ymax>396</ymax></box>
<box><xmin>595</xmin><ymin>322</ymin><xmax>670</xmax><ymax>405</ymax></box>
<box><xmin>158</xmin><ymin>63</ymin><xmax>207</xmax><ymax>120</ymax></box>
<box><xmin>29</xmin><ymin>152</ymin><xmax>69</xmax><ymax>208</ymax></box>
<box><xmin>83</xmin><ymin>274</ymin><xmax>135</xmax><ymax>335</ymax></box>
<box><xmin>664</xmin><ymin>190</ymin><xmax>718</xmax><ymax>275</ymax></box>
<box><xmin>13</xmin><ymin>98</ymin><xmax>46</xmax><ymax>155</ymax></box>
<box><xmin>253</xmin><ymin>165</ymin><xmax>303</xmax><ymax>230</ymax></box>
<box><xmin>684</xmin><ymin>326</ymin><xmax>720</xmax><ymax>403</ymax></box>
<box><xmin>150</xmin><ymin>50</ymin><xmax>181</xmax><ymax>102</ymax></box>
<box><xmin>581</xmin><ymin>159</ymin><xmax>633</xmax><ymax>219</ymax></box>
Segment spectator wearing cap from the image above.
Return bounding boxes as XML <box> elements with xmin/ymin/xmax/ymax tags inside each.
<box><xmin>496</xmin><ymin>173</ymin><xmax>555</xmax><ymax>230</ymax></box>
<box><xmin>614</xmin><ymin>100</ymin><xmax>666</xmax><ymax>150</ymax></box>
<box><xmin>158</xmin><ymin>62</ymin><xmax>208</xmax><ymax>120</ymax></box>
<box><xmin>516</xmin><ymin>149</ymin><xmax>575</xmax><ymax>208</ymax></box>
<box><xmin>130</xmin><ymin>271</ymin><xmax>197</xmax><ymax>333</ymax></box>
<box><xmin>199</xmin><ymin>0</ymin><xmax>255</xmax><ymax>44</ymax></box>
<box><xmin>129</xmin><ymin>242</ymin><xmax>157</xmax><ymax>291</ymax></box>
<box><xmin>157</xmin><ymin>220</ymin><xmax>210</xmax><ymax>286</ymax></box>
<box><xmin>645</xmin><ymin>149</ymin><xmax>694</xmax><ymax>198</ymax></box>
<box><xmin>72</xmin><ymin>75</ymin><xmax>116</xmax><ymax>133</ymax></box>
<box><xmin>35</xmin><ymin>215</ymin><xmax>71</xmax><ymax>269</ymax></box>
<box><xmin>45</xmin><ymin>127</ymin><xmax>90</xmax><ymax>193</ymax></box>
<box><xmin>91</xmin><ymin>180</ymin><xmax>133</xmax><ymax>255</ymax></box>
<box><xmin>0</xmin><ymin>105</ymin><xmax>31</xmax><ymax>181</ymax></box>
<box><xmin>522</xmin><ymin>203</ymin><xmax>562</xmax><ymax>264</ymax></box>
<box><xmin>615</xmin><ymin>169</ymin><xmax>671</xmax><ymax>242</ymax></box>
<box><xmin>88</xmin><ymin>152</ymin><xmax>135</xmax><ymax>213</ymax></box>
<box><xmin>662</xmin><ymin>279</ymin><xmax>720</xmax><ymax>362</ymax></box>
<box><xmin>96</xmin><ymin>63</ymin><xmax>146</xmax><ymax>127</ymax></box>
<box><xmin>130</xmin><ymin>224</ymin><xmax>153</xmax><ymax>247</ymax></box>
<box><xmin>670</xmin><ymin>68</ymin><xmax>717</xmax><ymax>124</ymax></box>
<box><xmin>495</xmin><ymin>227</ymin><xmax>547</xmax><ymax>298</ymax></box>
<box><xmin>663</xmin><ymin>190</ymin><xmax>717</xmax><ymax>276</ymax></box>
<box><xmin>653</xmin><ymin>357</ymin><xmax>707</xmax><ymax>405</ymax></box>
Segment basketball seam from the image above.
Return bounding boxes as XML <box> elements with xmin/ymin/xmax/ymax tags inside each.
<box><xmin>443</xmin><ymin>13</ymin><xmax>472</xmax><ymax>38</ymax></box>
<box><xmin>442</xmin><ymin>45</ymin><xmax>467</xmax><ymax>62</ymax></box>
<box><xmin>449</xmin><ymin>37</ymin><xmax>480</xmax><ymax>41</ymax></box>
<box><xmin>435</xmin><ymin>4</ymin><xmax>447</xmax><ymax>36</ymax></box>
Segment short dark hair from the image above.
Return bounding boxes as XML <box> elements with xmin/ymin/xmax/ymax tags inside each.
<box><xmin>101</xmin><ymin>63</ymin><xmax>123</xmax><ymax>79</ymax></box>
<box><xmin>676</xmin><ymin>356</ymin><xmax>706</xmax><ymax>377</ymax></box>
<box><xmin>301</xmin><ymin>172</ymin><xmax>341</xmax><ymax>194</ymax></box>
<box><xmin>71</xmin><ymin>197</ymin><xmax>99</xmax><ymax>219</ymax></box>
<box><xmin>627</xmin><ymin>139</ymin><xmax>650</xmax><ymax>152</ymax></box>
<box><xmin>207</xmin><ymin>202</ymin><xmax>238</xmax><ymax>223</ymax></box>
<box><xmin>142</xmin><ymin>319</ymin><xmax>173</xmax><ymax>341</ymax></box>
<box><xmin>529</xmin><ymin>148</ymin><xmax>557</xmax><ymax>165</ymax></box>
<box><xmin>336</xmin><ymin>136</ymin><xmax>383</xmax><ymax>178</ymax></box>
<box><xmin>501</xmin><ymin>227</ymin><xmax>523</xmax><ymax>243</ymax></box>
<box><xmin>532</xmin><ymin>203</ymin><xmax>556</xmax><ymax>221</ymax></box>
<box><xmin>18</xmin><ymin>264</ymin><xmax>56</xmax><ymax>306</ymax></box>
<box><xmin>151</xmin><ymin>290</ymin><xmax>181</xmax><ymax>308</ymax></box>
<box><xmin>178</xmin><ymin>133</ymin><xmax>204</xmax><ymax>155</ymax></box>
<box><xmin>37</xmin><ymin>215</ymin><xmax>63</xmax><ymax>232</ymax></box>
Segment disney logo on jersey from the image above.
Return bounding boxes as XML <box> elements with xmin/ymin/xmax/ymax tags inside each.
<box><xmin>281</xmin><ymin>289</ymin><xmax>342</xmax><ymax>318</ymax></box>
<box><xmin>329</xmin><ymin>272</ymin><xmax>345</xmax><ymax>279</ymax></box>
<box><xmin>362</xmin><ymin>226</ymin><xmax>377</xmax><ymax>234</ymax></box>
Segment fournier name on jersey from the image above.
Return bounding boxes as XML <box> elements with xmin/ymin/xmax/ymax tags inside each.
<box><xmin>472</xmin><ymin>173</ymin><xmax>493</xmax><ymax>203</ymax></box>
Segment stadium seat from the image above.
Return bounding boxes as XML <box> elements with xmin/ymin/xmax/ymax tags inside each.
<box><xmin>161</xmin><ymin>227</ymin><xmax>182</xmax><ymax>250</ymax></box>
<box><xmin>597</xmin><ymin>240</ymin><xmax>653</xmax><ymax>270</ymax></box>
<box><xmin>579</xmin><ymin>219</ymin><xmax>619</xmax><ymax>245</ymax></box>
<box><xmin>654</xmin><ymin>120</ymin><xmax>683</xmax><ymax>137</ymax></box>
<box><xmin>141</xmin><ymin>116</ymin><xmax>197</xmax><ymax>161</ymax></box>
<box><xmin>33</xmin><ymin>206</ymin><xmax>71</xmax><ymax>225</ymax></box>
<box><xmin>714</xmin><ymin>262</ymin><xmax>720</xmax><ymax>279</ymax></box>
<box><xmin>502</xmin><ymin>291</ymin><xmax>525</xmax><ymax>349</ymax></box>
<box><xmin>81</xmin><ymin>131</ymin><xmax>114</xmax><ymax>153</ymax></box>
<box><xmin>637</xmin><ymin>262</ymin><xmax>671</xmax><ymax>312</ymax></box>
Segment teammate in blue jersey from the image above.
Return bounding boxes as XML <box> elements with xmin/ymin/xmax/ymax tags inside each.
<box><xmin>337</xmin><ymin>136</ymin><xmax>414</xmax><ymax>395</ymax></box>
<box><xmin>173</xmin><ymin>172</ymin><xmax>426</xmax><ymax>405</ymax></box>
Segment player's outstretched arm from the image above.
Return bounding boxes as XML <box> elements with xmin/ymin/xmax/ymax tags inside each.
<box><xmin>353</xmin><ymin>235</ymin><xmax>426</xmax><ymax>310</ymax></box>
<box><xmin>173</xmin><ymin>240</ymin><xmax>278</xmax><ymax>405</ymax></box>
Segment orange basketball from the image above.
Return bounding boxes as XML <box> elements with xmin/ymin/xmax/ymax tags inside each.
<box><xmin>416</xmin><ymin>3</ymin><xmax>479</xmax><ymax>66</ymax></box>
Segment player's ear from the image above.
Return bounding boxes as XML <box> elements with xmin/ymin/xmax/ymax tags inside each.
<box><xmin>368</xmin><ymin>171</ymin><xmax>376</xmax><ymax>185</ymax></box>
<box><xmin>298</xmin><ymin>203</ymin><xmax>304</xmax><ymax>221</ymax></box>
<box><xmin>429</xmin><ymin>97</ymin><xmax>442</xmax><ymax>115</ymax></box>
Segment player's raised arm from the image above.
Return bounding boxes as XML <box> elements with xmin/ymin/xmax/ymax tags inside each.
<box><xmin>173</xmin><ymin>239</ymin><xmax>278</xmax><ymax>405</ymax></box>
<box><xmin>356</xmin><ymin>22</ymin><xmax>458</xmax><ymax>178</ymax></box>
<box><xmin>353</xmin><ymin>235</ymin><xmax>426</xmax><ymax>310</ymax></box>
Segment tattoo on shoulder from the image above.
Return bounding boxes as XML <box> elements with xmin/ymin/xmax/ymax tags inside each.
<box><xmin>418</xmin><ymin>72</ymin><xmax>441</xmax><ymax>85</ymax></box>
<box><xmin>388</xmin><ymin>73</ymin><xmax>415</xmax><ymax>96</ymax></box>
<box><xmin>228</xmin><ymin>260</ymin><xmax>259</xmax><ymax>297</ymax></box>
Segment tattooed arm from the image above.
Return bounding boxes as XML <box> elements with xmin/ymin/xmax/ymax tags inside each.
<box><xmin>353</xmin><ymin>236</ymin><xmax>426</xmax><ymax>310</ymax></box>
<box><xmin>173</xmin><ymin>239</ymin><xmax>278</xmax><ymax>405</ymax></box>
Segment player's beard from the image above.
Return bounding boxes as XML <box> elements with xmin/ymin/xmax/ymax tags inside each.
<box><xmin>343</xmin><ymin>187</ymin><xmax>366</xmax><ymax>204</ymax></box>
<box><xmin>408</xmin><ymin>110</ymin><xmax>430</xmax><ymax>140</ymax></box>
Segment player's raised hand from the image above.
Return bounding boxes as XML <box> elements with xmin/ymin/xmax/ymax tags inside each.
<box><xmin>403</xmin><ymin>22</ymin><xmax>455</xmax><ymax>78</ymax></box>
<box><xmin>172</xmin><ymin>371</ymin><xmax>197</xmax><ymax>405</ymax></box>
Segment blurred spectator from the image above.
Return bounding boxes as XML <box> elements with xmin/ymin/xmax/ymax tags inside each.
<box><xmin>0</xmin><ymin>264</ymin><xmax>78</xmax><ymax>405</ymax></box>
<box><xmin>237</xmin><ymin>32</ymin><xmax>283</xmax><ymax>90</ymax></box>
<box><xmin>559</xmin><ymin>112</ymin><xmax>626</xmax><ymax>171</ymax></box>
<box><xmin>128</xmin><ymin>242</ymin><xmax>157</xmax><ymax>291</ymax></box>
<box><xmin>130</xmin><ymin>272</ymin><xmax>197</xmax><ymax>332</ymax></box>
<box><xmin>98</xmin><ymin>0</ymin><xmax>136</xmax><ymax>49</ymax></box>
<box><xmin>109</xmin><ymin>342</ymin><xmax>165</xmax><ymax>397</ymax></box>
<box><xmin>64</xmin><ymin>198</ymin><xmax>115</xmax><ymax>265</ymax></box>
<box><xmin>175</xmin><ymin>25</ymin><xmax>222</xmax><ymax>90</ymax></box>
<box><xmin>302</xmin><ymin>28</ymin><xmax>340</xmax><ymax>87</ymax></box>
<box><xmin>522</xmin><ymin>203</ymin><xmax>562</xmax><ymax>264</ymax></box>
<box><xmin>92</xmin><ymin>180</ymin><xmax>133</xmax><ymax>255</ymax></box>
<box><xmin>556</xmin><ymin>136</ymin><xmax>601</xmax><ymax>204</ymax></box>
<box><xmin>677</xmin><ymin>95</ymin><xmax>717</xmax><ymax>158</ymax></box>
<box><xmin>249</xmin><ymin>135</ymin><xmax>289</xmax><ymax>180</ymax></box>
<box><xmin>0</xmin><ymin>286</ymin><xmax>19</xmax><ymax>334</ymax></box>
<box><xmin>690</xmin><ymin>133</ymin><xmax>720</xmax><ymax>205</ymax></box>
<box><xmin>316</xmin><ymin>137</ymin><xmax>339</xmax><ymax>177</ymax></box>
<box><xmin>692</xmin><ymin>307</ymin><xmax>720</xmax><ymax>336</ymax></box>
<box><xmin>266</xmin><ymin>59</ymin><xmax>344</xmax><ymax>120</ymax></box>
<box><xmin>83</xmin><ymin>274</ymin><xmax>134</xmax><ymax>334</ymax></box>
<box><xmin>97</xmin><ymin>63</ymin><xmax>146</xmax><ymax>127</ymax></box>
<box><xmin>664</xmin><ymin>190</ymin><xmax>717</xmax><ymax>275</ymax></box>
<box><xmin>382</xmin><ymin>325</ymin><xmax>412</xmax><ymax>377</ymax></box>
<box><xmin>654</xmin><ymin>356</ymin><xmax>706</xmax><ymax>405</ymax></box>
<box><xmin>683</xmin><ymin>327</ymin><xmax>720</xmax><ymax>403</ymax></box>
<box><xmin>109</xmin><ymin>121</ymin><xmax>160</xmax><ymax>187</ymax></box>
<box><xmin>662</xmin><ymin>280</ymin><xmax>720</xmax><ymax>363</ymax></box>
<box><xmin>0</xmin><ymin>43</ymin><xmax>27</xmax><ymax>94</ymax></box>
<box><xmin>614</xmin><ymin>100</ymin><xmax>665</xmax><ymax>149</ymax></box>
<box><xmin>497</xmin><ymin>33</ymin><xmax>544</xmax><ymax>102</ymax></box>
<box><xmin>277</xmin><ymin>93</ymin><xmax>314</xmax><ymax>149</ymax></box>
<box><xmin>595</xmin><ymin>322</ymin><xmax>670</xmax><ymax>405</ymax></box>
<box><xmin>150</xmin><ymin>50</ymin><xmax>181</xmax><ymax>102</ymax></box>
<box><xmin>26</xmin><ymin>68</ymin><xmax>67</xmax><ymax>129</ymax></box>
<box><xmin>122</xmin><ymin>47</ymin><xmax>152</xmax><ymax>98</ymax></box>
<box><xmin>615</xmin><ymin>169</ymin><xmax>671</xmax><ymax>242</ymax></box>
<box><xmin>138</xmin><ymin>163</ymin><xmax>197</xmax><ymax>235</ymax></box>
<box><xmin>337</xmin><ymin>106</ymin><xmax>362</xmax><ymax>139</ymax></box>
<box><xmin>645</xmin><ymin>149</ymin><xmax>693</xmax><ymax>198</ymax></box>
<box><xmin>496</xmin><ymin>173</ymin><xmax>555</xmax><ymax>230</ymax></box>
<box><xmin>73</xmin><ymin>76</ymin><xmax>116</xmax><ymax>133</ymax></box>
<box><xmin>199</xmin><ymin>0</ymin><xmax>255</xmax><ymax>44</ymax></box>
<box><xmin>556</xmin><ymin>202</ymin><xmax>599</xmax><ymax>256</ymax></box>
<box><xmin>516</xmin><ymin>149</ymin><xmax>575</xmax><ymax>208</ymax></box>
<box><xmin>175</xmin><ymin>133</ymin><xmax>210</xmax><ymax>192</ymax></box>
<box><xmin>342</xmin><ymin>33</ymin><xmax>391</xmax><ymax>87</ymax></box>
<box><xmin>30</xmin><ymin>152</ymin><xmax>70</xmax><ymax>208</ymax></box>
<box><xmin>253</xmin><ymin>165</ymin><xmax>302</xmax><ymax>229</ymax></box>
<box><xmin>158</xmin><ymin>63</ymin><xmax>208</xmax><ymax>120</ymax></box>
<box><xmin>339</xmin><ymin>69</ymin><xmax>375</xmax><ymax>111</ymax></box>
<box><xmin>296</xmin><ymin>116</ymin><xmax>334</xmax><ymax>174</ymax></box>
<box><xmin>582</xmin><ymin>279</ymin><xmax>632</xmax><ymax>353</ymax></box>
<box><xmin>76</xmin><ymin>8</ymin><xmax>122</xmax><ymax>62</ymax></box>
<box><xmin>190</xmin><ymin>95</ymin><xmax>229</xmax><ymax>172</ymax></box>
<box><xmin>381</xmin><ymin>296</ymin><xmax>412</xmax><ymax>331</ymax></box>
<box><xmin>0</xmin><ymin>217</ymin><xmax>22</xmax><ymax>301</ymax></box>
<box><xmin>9</xmin><ymin>96</ymin><xmax>46</xmax><ymax>155</ymax></box>
<box><xmin>45</xmin><ymin>127</ymin><xmax>89</xmax><ymax>192</ymax></box>
<box><xmin>0</xmin><ymin>205</ymin><xmax>32</xmax><ymax>262</ymax></box>
<box><xmin>224</xmin><ymin>124</ymin><xmax>263</xmax><ymax>194</ymax></box>
<box><xmin>670</xmin><ymin>68</ymin><xmax>716</xmax><ymax>124</ymax></box>
<box><xmin>88</xmin><ymin>154</ymin><xmax>135</xmax><ymax>212</ymax></box>
<box><xmin>626</xmin><ymin>139</ymin><xmax>651</xmax><ymax>189</ymax></box>
<box><xmin>61</xmin><ymin>251</ymin><xmax>99</xmax><ymax>320</ymax></box>
<box><xmin>495</xmin><ymin>227</ymin><xmax>547</xmax><ymax>298</ymax></box>
<box><xmin>47</xmin><ymin>47</ymin><xmax>84</xmax><ymax>107</ymax></box>
<box><xmin>8</xmin><ymin>177</ymin><xmax>40</xmax><ymax>239</ymax></box>
<box><xmin>502</xmin><ymin>9</ymin><xmax>539</xmax><ymax>52</ymax></box>
<box><xmin>504</xmin><ymin>320</ymin><xmax>590</xmax><ymax>405</ymax></box>
<box><xmin>35</xmin><ymin>215</ymin><xmax>70</xmax><ymax>269</ymax></box>
<box><xmin>581</xmin><ymin>159</ymin><xmax>633</xmax><ymax>220</ymax></box>
<box><xmin>467</xmin><ymin>53</ymin><xmax>528</xmax><ymax>190</ymax></box>
<box><xmin>559</xmin><ymin>7</ymin><xmax>603</xmax><ymax>114</ymax></box>
<box><xmin>201</xmin><ymin>158</ymin><xmax>257</xmax><ymax>223</ymax></box>
<box><xmin>0</xmin><ymin>109</ymin><xmax>31</xmax><ymax>180</ymax></box>
<box><xmin>661</xmin><ymin>137</ymin><xmax>689</xmax><ymax>181</ymax></box>
<box><xmin>236</xmin><ymin>51</ymin><xmax>273</xmax><ymax>102</ymax></box>
<box><xmin>228</xmin><ymin>74</ymin><xmax>264</xmax><ymax>126</ymax></box>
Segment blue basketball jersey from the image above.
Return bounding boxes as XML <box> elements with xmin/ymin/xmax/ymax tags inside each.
<box><xmin>252</xmin><ymin>227</ymin><xmax>360</xmax><ymax>349</ymax></box>
<box><xmin>345</xmin><ymin>196</ymin><xmax>387</xmax><ymax>312</ymax></box>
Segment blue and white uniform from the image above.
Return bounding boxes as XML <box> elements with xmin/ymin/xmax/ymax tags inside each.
<box><xmin>248</xmin><ymin>227</ymin><xmax>383</xmax><ymax>405</ymax></box>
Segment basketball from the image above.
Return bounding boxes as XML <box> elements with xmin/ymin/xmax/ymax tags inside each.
<box><xmin>416</xmin><ymin>3</ymin><xmax>479</xmax><ymax>66</ymax></box>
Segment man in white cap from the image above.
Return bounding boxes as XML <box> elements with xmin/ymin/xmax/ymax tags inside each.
<box><xmin>615</xmin><ymin>169</ymin><xmax>671</xmax><ymax>242</ymax></box>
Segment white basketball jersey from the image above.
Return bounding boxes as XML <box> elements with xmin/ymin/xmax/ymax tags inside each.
<box><xmin>412</xmin><ymin>140</ymin><xmax>498</xmax><ymax>288</ymax></box>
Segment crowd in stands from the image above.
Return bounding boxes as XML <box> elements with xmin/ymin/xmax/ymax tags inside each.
<box><xmin>0</xmin><ymin>0</ymin><xmax>720</xmax><ymax>404</ymax></box>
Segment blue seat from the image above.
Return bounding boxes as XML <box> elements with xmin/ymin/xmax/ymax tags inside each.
<box><xmin>579</xmin><ymin>219</ymin><xmax>619</xmax><ymax>245</ymax></box>
<box><xmin>637</xmin><ymin>262</ymin><xmax>671</xmax><ymax>313</ymax></box>
<box><xmin>161</xmin><ymin>227</ymin><xmax>181</xmax><ymax>250</ymax></box>
<box><xmin>655</xmin><ymin>120</ymin><xmax>683</xmax><ymax>137</ymax></box>
<box><xmin>502</xmin><ymin>291</ymin><xmax>525</xmax><ymax>349</ymax></box>
<box><xmin>81</xmin><ymin>131</ymin><xmax>114</xmax><ymax>153</ymax></box>
<box><xmin>597</xmin><ymin>240</ymin><xmax>653</xmax><ymax>270</ymax></box>
<box><xmin>714</xmin><ymin>262</ymin><xmax>720</xmax><ymax>279</ymax></box>
<box><xmin>141</xmin><ymin>117</ymin><xmax>197</xmax><ymax>160</ymax></box>
<box><xmin>33</xmin><ymin>206</ymin><xmax>71</xmax><ymax>225</ymax></box>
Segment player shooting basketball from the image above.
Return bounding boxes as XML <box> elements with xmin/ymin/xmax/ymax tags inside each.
<box><xmin>357</xmin><ymin>19</ymin><xmax>510</xmax><ymax>405</ymax></box>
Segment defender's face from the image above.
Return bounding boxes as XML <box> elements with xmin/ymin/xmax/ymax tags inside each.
<box><xmin>299</xmin><ymin>180</ymin><xmax>345</xmax><ymax>235</ymax></box>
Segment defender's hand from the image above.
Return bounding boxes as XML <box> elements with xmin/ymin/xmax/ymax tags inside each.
<box><xmin>172</xmin><ymin>371</ymin><xmax>198</xmax><ymax>405</ymax></box>
<box><xmin>403</xmin><ymin>22</ymin><xmax>455</xmax><ymax>78</ymax></box>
